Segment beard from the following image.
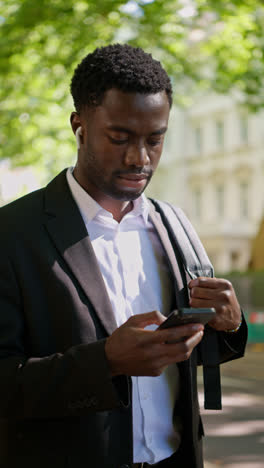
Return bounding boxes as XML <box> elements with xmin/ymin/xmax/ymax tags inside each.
<box><xmin>101</xmin><ymin>169</ymin><xmax>153</xmax><ymax>201</ymax></box>
<box><xmin>83</xmin><ymin>158</ymin><xmax>153</xmax><ymax>201</ymax></box>
<box><xmin>77</xmin><ymin>143</ymin><xmax>154</xmax><ymax>202</ymax></box>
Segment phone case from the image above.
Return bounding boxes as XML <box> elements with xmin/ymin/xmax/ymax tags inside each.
<box><xmin>158</xmin><ymin>308</ymin><xmax>216</xmax><ymax>330</ymax></box>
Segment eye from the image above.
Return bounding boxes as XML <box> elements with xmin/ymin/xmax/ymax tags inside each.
<box><xmin>109</xmin><ymin>137</ymin><xmax>128</xmax><ymax>145</ymax></box>
<box><xmin>148</xmin><ymin>139</ymin><xmax>163</xmax><ymax>147</ymax></box>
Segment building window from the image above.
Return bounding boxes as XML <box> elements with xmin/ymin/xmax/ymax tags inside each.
<box><xmin>193</xmin><ymin>188</ymin><xmax>202</xmax><ymax>219</ymax></box>
<box><xmin>216</xmin><ymin>120</ymin><xmax>224</xmax><ymax>150</ymax></box>
<box><xmin>240</xmin><ymin>182</ymin><xmax>249</xmax><ymax>219</ymax></box>
<box><xmin>231</xmin><ymin>251</ymin><xmax>240</xmax><ymax>271</ymax></box>
<box><xmin>194</xmin><ymin>126</ymin><xmax>202</xmax><ymax>154</ymax></box>
<box><xmin>216</xmin><ymin>184</ymin><xmax>224</xmax><ymax>217</ymax></box>
<box><xmin>239</xmin><ymin>115</ymin><xmax>248</xmax><ymax>144</ymax></box>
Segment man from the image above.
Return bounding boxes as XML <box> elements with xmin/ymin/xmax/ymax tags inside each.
<box><xmin>0</xmin><ymin>44</ymin><xmax>247</xmax><ymax>468</ymax></box>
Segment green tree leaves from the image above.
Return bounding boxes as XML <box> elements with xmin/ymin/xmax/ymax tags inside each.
<box><xmin>1</xmin><ymin>0</ymin><xmax>264</xmax><ymax>171</ymax></box>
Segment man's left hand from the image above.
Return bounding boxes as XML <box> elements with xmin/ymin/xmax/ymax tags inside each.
<box><xmin>188</xmin><ymin>277</ymin><xmax>241</xmax><ymax>331</ymax></box>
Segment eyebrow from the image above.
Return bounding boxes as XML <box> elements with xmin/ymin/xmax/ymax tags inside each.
<box><xmin>107</xmin><ymin>125</ymin><xmax>168</xmax><ymax>136</ymax></box>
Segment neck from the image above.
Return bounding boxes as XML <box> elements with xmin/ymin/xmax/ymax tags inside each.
<box><xmin>72</xmin><ymin>167</ymin><xmax>134</xmax><ymax>222</ymax></box>
<box><xmin>99</xmin><ymin>199</ymin><xmax>133</xmax><ymax>222</ymax></box>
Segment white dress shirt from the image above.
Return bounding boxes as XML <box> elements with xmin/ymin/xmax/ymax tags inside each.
<box><xmin>66</xmin><ymin>168</ymin><xmax>181</xmax><ymax>464</ymax></box>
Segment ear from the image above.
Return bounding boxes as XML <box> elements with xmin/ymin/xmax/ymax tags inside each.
<box><xmin>70</xmin><ymin>111</ymin><xmax>81</xmax><ymax>133</ymax></box>
<box><xmin>71</xmin><ymin>112</ymin><xmax>83</xmax><ymax>149</ymax></box>
<box><xmin>75</xmin><ymin>126</ymin><xmax>83</xmax><ymax>149</ymax></box>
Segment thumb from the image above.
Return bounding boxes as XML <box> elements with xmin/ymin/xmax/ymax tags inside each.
<box><xmin>125</xmin><ymin>311</ymin><xmax>166</xmax><ymax>329</ymax></box>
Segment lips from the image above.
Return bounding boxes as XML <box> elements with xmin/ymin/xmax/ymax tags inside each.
<box><xmin>116</xmin><ymin>173</ymin><xmax>149</xmax><ymax>190</ymax></box>
<box><xmin>118</xmin><ymin>174</ymin><xmax>147</xmax><ymax>181</ymax></box>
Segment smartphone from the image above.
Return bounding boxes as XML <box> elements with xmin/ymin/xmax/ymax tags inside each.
<box><xmin>158</xmin><ymin>308</ymin><xmax>216</xmax><ymax>330</ymax></box>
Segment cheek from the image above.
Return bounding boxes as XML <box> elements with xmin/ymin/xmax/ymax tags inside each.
<box><xmin>150</xmin><ymin>148</ymin><xmax>163</xmax><ymax>169</ymax></box>
<box><xmin>101</xmin><ymin>147</ymin><xmax>125</xmax><ymax>168</ymax></box>
<box><xmin>83</xmin><ymin>140</ymin><xmax>118</xmax><ymax>168</ymax></box>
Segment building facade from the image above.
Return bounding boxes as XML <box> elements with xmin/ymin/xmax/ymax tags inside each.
<box><xmin>0</xmin><ymin>160</ymin><xmax>40</xmax><ymax>207</ymax></box>
<box><xmin>1</xmin><ymin>93</ymin><xmax>264</xmax><ymax>274</ymax></box>
<box><xmin>148</xmin><ymin>93</ymin><xmax>264</xmax><ymax>273</ymax></box>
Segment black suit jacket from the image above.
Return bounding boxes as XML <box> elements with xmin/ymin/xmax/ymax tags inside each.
<box><xmin>0</xmin><ymin>170</ymin><xmax>247</xmax><ymax>468</ymax></box>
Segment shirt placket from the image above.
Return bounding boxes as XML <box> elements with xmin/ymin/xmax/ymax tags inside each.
<box><xmin>114</xmin><ymin>222</ymin><xmax>134</xmax><ymax>323</ymax></box>
<box><xmin>137</xmin><ymin>378</ymin><xmax>155</xmax><ymax>459</ymax></box>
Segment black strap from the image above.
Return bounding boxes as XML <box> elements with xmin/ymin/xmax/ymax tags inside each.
<box><xmin>201</xmin><ymin>328</ymin><xmax>222</xmax><ymax>409</ymax></box>
<box><xmin>149</xmin><ymin>200</ymin><xmax>214</xmax><ymax>278</ymax></box>
<box><xmin>149</xmin><ymin>198</ymin><xmax>222</xmax><ymax>410</ymax></box>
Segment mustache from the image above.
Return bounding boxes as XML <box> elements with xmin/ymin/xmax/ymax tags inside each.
<box><xmin>114</xmin><ymin>169</ymin><xmax>152</xmax><ymax>177</ymax></box>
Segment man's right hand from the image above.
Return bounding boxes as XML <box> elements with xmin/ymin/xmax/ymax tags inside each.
<box><xmin>105</xmin><ymin>311</ymin><xmax>204</xmax><ymax>377</ymax></box>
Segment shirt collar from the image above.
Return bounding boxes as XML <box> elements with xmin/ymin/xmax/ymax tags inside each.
<box><xmin>66</xmin><ymin>167</ymin><xmax>150</xmax><ymax>225</ymax></box>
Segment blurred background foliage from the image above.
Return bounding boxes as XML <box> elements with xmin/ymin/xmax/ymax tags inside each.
<box><xmin>1</xmin><ymin>0</ymin><xmax>264</xmax><ymax>175</ymax></box>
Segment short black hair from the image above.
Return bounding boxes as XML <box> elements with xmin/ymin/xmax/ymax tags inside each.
<box><xmin>70</xmin><ymin>43</ymin><xmax>172</xmax><ymax>112</ymax></box>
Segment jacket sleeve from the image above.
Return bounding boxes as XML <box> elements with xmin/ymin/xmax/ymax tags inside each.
<box><xmin>217</xmin><ymin>312</ymin><xmax>248</xmax><ymax>364</ymax></box>
<box><xmin>197</xmin><ymin>312</ymin><xmax>248</xmax><ymax>367</ymax></box>
<box><xmin>0</xmin><ymin>252</ymin><xmax>130</xmax><ymax>420</ymax></box>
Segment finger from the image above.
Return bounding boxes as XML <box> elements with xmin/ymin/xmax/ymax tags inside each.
<box><xmin>154</xmin><ymin>323</ymin><xmax>204</xmax><ymax>345</ymax></box>
<box><xmin>189</xmin><ymin>277</ymin><xmax>230</xmax><ymax>290</ymax></box>
<box><xmin>188</xmin><ymin>277</ymin><xmax>210</xmax><ymax>289</ymax></box>
<box><xmin>189</xmin><ymin>286</ymin><xmax>218</xmax><ymax>300</ymax></box>
<box><xmin>164</xmin><ymin>330</ymin><xmax>204</xmax><ymax>363</ymax></box>
<box><xmin>181</xmin><ymin>330</ymin><xmax>204</xmax><ymax>352</ymax></box>
<box><xmin>189</xmin><ymin>297</ymin><xmax>215</xmax><ymax>308</ymax></box>
<box><xmin>125</xmin><ymin>311</ymin><xmax>166</xmax><ymax>329</ymax></box>
<box><xmin>181</xmin><ymin>329</ymin><xmax>204</xmax><ymax>353</ymax></box>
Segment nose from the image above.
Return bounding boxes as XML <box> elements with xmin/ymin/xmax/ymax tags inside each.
<box><xmin>124</xmin><ymin>143</ymin><xmax>150</xmax><ymax>167</ymax></box>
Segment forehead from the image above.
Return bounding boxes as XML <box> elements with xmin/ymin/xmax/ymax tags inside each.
<box><xmin>84</xmin><ymin>89</ymin><xmax>170</xmax><ymax>131</ymax></box>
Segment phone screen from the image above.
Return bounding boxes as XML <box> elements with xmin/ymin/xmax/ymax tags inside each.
<box><xmin>158</xmin><ymin>308</ymin><xmax>216</xmax><ymax>330</ymax></box>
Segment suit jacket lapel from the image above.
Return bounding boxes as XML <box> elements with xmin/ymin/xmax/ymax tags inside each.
<box><xmin>43</xmin><ymin>170</ymin><xmax>118</xmax><ymax>336</ymax></box>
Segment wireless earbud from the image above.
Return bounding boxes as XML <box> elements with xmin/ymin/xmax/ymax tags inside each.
<box><xmin>75</xmin><ymin>126</ymin><xmax>83</xmax><ymax>150</ymax></box>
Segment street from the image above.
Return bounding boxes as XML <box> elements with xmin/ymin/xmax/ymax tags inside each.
<box><xmin>201</xmin><ymin>345</ymin><xmax>264</xmax><ymax>468</ymax></box>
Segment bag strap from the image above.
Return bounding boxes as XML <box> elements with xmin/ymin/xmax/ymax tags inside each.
<box><xmin>149</xmin><ymin>199</ymin><xmax>222</xmax><ymax>410</ymax></box>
